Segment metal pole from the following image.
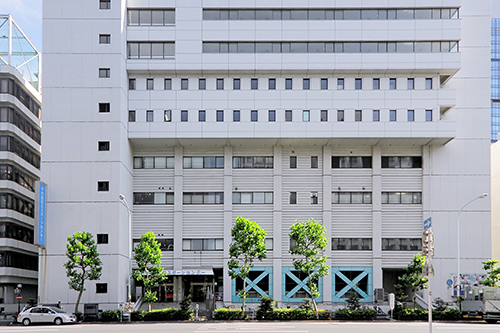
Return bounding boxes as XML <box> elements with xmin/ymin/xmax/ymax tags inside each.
<box><xmin>428</xmin><ymin>254</ymin><xmax>432</xmax><ymax>333</ymax></box>
<box><xmin>119</xmin><ymin>195</ymin><xmax>132</xmax><ymax>304</ymax></box>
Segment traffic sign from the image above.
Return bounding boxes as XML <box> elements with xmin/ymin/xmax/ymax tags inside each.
<box><xmin>424</xmin><ymin>217</ymin><xmax>432</xmax><ymax>230</ymax></box>
<box><xmin>16</xmin><ymin>295</ymin><xmax>22</xmax><ymax>301</ymax></box>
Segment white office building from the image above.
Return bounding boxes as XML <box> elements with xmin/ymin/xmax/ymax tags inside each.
<box><xmin>40</xmin><ymin>0</ymin><xmax>491</xmax><ymax>311</ymax></box>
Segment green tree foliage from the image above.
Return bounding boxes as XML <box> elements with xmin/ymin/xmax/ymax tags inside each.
<box><xmin>228</xmin><ymin>216</ymin><xmax>267</xmax><ymax>316</ymax></box>
<box><xmin>479</xmin><ymin>259</ymin><xmax>500</xmax><ymax>287</ymax></box>
<box><xmin>133</xmin><ymin>231</ymin><xmax>168</xmax><ymax>311</ymax></box>
<box><xmin>64</xmin><ymin>231</ymin><xmax>102</xmax><ymax>314</ymax></box>
<box><xmin>289</xmin><ymin>219</ymin><xmax>329</xmax><ymax>318</ymax></box>
<box><xmin>395</xmin><ymin>254</ymin><xmax>428</xmax><ymax>304</ymax></box>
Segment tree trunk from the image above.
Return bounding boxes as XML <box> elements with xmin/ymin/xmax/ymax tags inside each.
<box><xmin>242</xmin><ymin>278</ymin><xmax>247</xmax><ymax>319</ymax></box>
<box><xmin>75</xmin><ymin>290</ymin><xmax>83</xmax><ymax>314</ymax></box>
<box><xmin>148</xmin><ymin>303</ymin><xmax>152</xmax><ymax>312</ymax></box>
<box><xmin>308</xmin><ymin>275</ymin><xmax>319</xmax><ymax>319</ymax></box>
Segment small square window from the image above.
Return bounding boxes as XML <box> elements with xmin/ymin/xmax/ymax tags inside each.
<box><xmin>216</xmin><ymin>110</ymin><xmax>224</xmax><ymax>122</ymax></box>
<box><xmin>99</xmin><ymin>34</ymin><xmax>111</xmax><ymax>44</ymax></box>
<box><xmin>321</xmin><ymin>78</ymin><xmax>328</xmax><ymax>90</ymax></box>
<box><xmin>337</xmin><ymin>110</ymin><xmax>344</xmax><ymax>122</ymax></box>
<box><xmin>96</xmin><ymin>283</ymin><xmax>108</xmax><ymax>294</ymax></box>
<box><xmin>290</xmin><ymin>191</ymin><xmax>297</xmax><ymax>204</ymax></box>
<box><xmin>164</xmin><ymin>110</ymin><xmax>172</xmax><ymax>122</ymax></box>
<box><xmin>164</xmin><ymin>78</ymin><xmax>172</xmax><ymax>90</ymax></box>
<box><xmin>146</xmin><ymin>110</ymin><xmax>154</xmax><ymax>122</ymax></box>
<box><xmin>390</xmin><ymin>110</ymin><xmax>397</xmax><ymax>121</ymax></box>
<box><xmin>181</xmin><ymin>78</ymin><xmax>188</xmax><ymax>90</ymax></box>
<box><xmin>99</xmin><ymin>0</ymin><xmax>110</xmax><ymax>10</ymax></box>
<box><xmin>407</xmin><ymin>78</ymin><xmax>415</xmax><ymax>90</ymax></box>
<box><xmin>99</xmin><ymin>68</ymin><xmax>110</xmax><ymax>78</ymax></box>
<box><xmin>269</xmin><ymin>79</ymin><xmax>276</xmax><ymax>90</ymax></box>
<box><xmin>285</xmin><ymin>78</ymin><xmax>292</xmax><ymax>90</ymax></box>
<box><xmin>303</xmin><ymin>110</ymin><xmax>310</xmax><ymax>122</ymax></box>
<box><xmin>311</xmin><ymin>156</ymin><xmax>318</xmax><ymax>168</ymax></box>
<box><xmin>251</xmin><ymin>110</ymin><xmax>258</xmax><ymax>122</ymax></box>
<box><xmin>426</xmin><ymin>110</ymin><xmax>433</xmax><ymax>121</ymax></box>
<box><xmin>407</xmin><ymin>110</ymin><xmax>414</xmax><ymax>122</ymax></box>
<box><xmin>181</xmin><ymin>110</ymin><xmax>188</xmax><ymax>122</ymax></box>
<box><xmin>217</xmin><ymin>78</ymin><xmax>224</xmax><ymax>90</ymax></box>
<box><xmin>199</xmin><ymin>79</ymin><xmax>206</xmax><ymax>90</ymax></box>
<box><xmin>233</xmin><ymin>110</ymin><xmax>240</xmax><ymax>122</ymax></box>
<box><xmin>355</xmin><ymin>78</ymin><xmax>362</xmax><ymax>90</ymax></box>
<box><xmin>251</xmin><ymin>78</ymin><xmax>258</xmax><ymax>90</ymax></box>
<box><xmin>129</xmin><ymin>79</ymin><xmax>136</xmax><ymax>90</ymax></box>
<box><xmin>269</xmin><ymin>110</ymin><xmax>276</xmax><ymax>122</ymax></box>
<box><xmin>373</xmin><ymin>78</ymin><xmax>380</xmax><ymax>90</ymax></box>
<box><xmin>425</xmin><ymin>78</ymin><xmax>433</xmax><ymax>89</ymax></box>
<box><xmin>233</xmin><ymin>78</ymin><xmax>241</xmax><ymax>90</ymax></box>
<box><xmin>373</xmin><ymin>110</ymin><xmax>380</xmax><ymax>122</ymax></box>
<box><xmin>311</xmin><ymin>191</ymin><xmax>318</xmax><ymax>204</ymax></box>
<box><xmin>129</xmin><ymin>110</ymin><xmax>136</xmax><ymax>122</ymax></box>
<box><xmin>389</xmin><ymin>78</ymin><xmax>396</xmax><ymax>90</ymax></box>
<box><xmin>98</xmin><ymin>141</ymin><xmax>110</xmax><ymax>151</ymax></box>
<box><xmin>337</xmin><ymin>78</ymin><xmax>344</xmax><ymax>90</ymax></box>
<box><xmin>321</xmin><ymin>110</ymin><xmax>328</xmax><ymax>122</ymax></box>
<box><xmin>99</xmin><ymin>103</ymin><xmax>110</xmax><ymax>113</ymax></box>
<box><xmin>303</xmin><ymin>78</ymin><xmax>310</xmax><ymax>90</ymax></box>
<box><xmin>285</xmin><ymin>110</ymin><xmax>292</xmax><ymax>122</ymax></box>
<box><xmin>146</xmin><ymin>78</ymin><xmax>154</xmax><ymax>90</ymax></box>
<box><xmin>199</xmin><ymin>110</ymin><xmax>206</xmax><ymax>122</ymax></box>
<box><xmin>97</xmin><ymin>234</ymin><xmax>109</xmax><ymax>244</ymax></box>
<box><xmin>355</xmin><ymin>110</ymin><xmax>362</xmax><ymax>122</ymax></box>
<box><xmin>290</xmin><ymin>156</ymin><xmax>297</xmax><ymax>169</ymax></box>
<box><xmin>97</xmin><ymin>181</ymin><xmax>109</xmax><ymax>192</ymax></box>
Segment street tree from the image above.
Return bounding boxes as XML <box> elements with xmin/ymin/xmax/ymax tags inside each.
<box><xmin>394</xmin><ymin>254</ymin><xmax>428</xmax><ymax>304</ymax></box>
<box><xmin>64</xmin><ymin>231</ymin><xmax>102</xmax><ymax>314</ymax></box>
<box><xmin>228</xmin><ymin>216</ymin><xmax>267</xmax><ymax>316</ymax></box>
<box><xmin>480</xmin><ymin>259</ymin><xmax>500</xmax><ymax>287</ymax></box>
<box><xmin>133</xmin><ymin>231</ymin><xmax>168</xmax><ymax>311</ymax></box>
<box><xmin>289</xmin><ymin>219</ymin><xmax>329</xmax><ymax>318</ymax></box>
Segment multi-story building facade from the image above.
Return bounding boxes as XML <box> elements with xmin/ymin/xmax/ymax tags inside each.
<box><xmin>0</xmin><ymin>15</ymin><xmax>42</xmax><ymax>313</ymax></box>
<box><xmin>41</xmin><ymin>0</ymin><xmax>491</xmax><ymax>310</ymax></box>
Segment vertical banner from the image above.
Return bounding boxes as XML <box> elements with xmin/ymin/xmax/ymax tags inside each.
<box><xmin>34</xmin><ymin>181</ymin><xmax>47</xmax><ymax>247</ymax></box>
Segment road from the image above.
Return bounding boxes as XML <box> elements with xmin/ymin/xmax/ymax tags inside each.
<box><xmin>0</xmin><ymin>322</ymin><xmax>499</xmax><ymax>333</ymax></box>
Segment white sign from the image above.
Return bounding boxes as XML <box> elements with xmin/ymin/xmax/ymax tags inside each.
<box><xmin>165</xmin><ymin>269</ymin><xmax>214</xmax><ymax>276</ymax></box>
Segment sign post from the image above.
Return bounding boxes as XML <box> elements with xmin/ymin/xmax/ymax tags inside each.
<box><xmin>422</xmin><ymin>218</ymin><xmax>434</xmax><ymax>333</ymax></box>
<box><xmin>388</xmin><ymin>293</ymin><xmax>395</xmax><ymax>320</ymax></box>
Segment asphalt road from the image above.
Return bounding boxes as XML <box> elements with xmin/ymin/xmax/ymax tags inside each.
<box><xmin>0</xmin><ymin>322</ymin><xmax>499</xmax><ymax>333</ymax></box>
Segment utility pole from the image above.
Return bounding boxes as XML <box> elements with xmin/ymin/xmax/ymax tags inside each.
<box><xmin>422</xmin><ymin>218</ymin><xmax>434</xmax><ymax>333</ymax></box>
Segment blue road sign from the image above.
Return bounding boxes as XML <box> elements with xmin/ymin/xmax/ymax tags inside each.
<box><xmin>424</xmin><ymin>217</ymin><xmax>432</xmax><ymax>230</ymax></box>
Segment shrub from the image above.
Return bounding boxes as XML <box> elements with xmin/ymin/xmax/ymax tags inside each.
<box><xmin>334</xmin><ymin>308</ymin><xmax>376</xmax><ymax>321</ymax></box>
<box><xmin>256</xmin><ymin>296</ymin><xmax>276</xmax><ymax>320</ymax></box>
<box><xmin>214</xmin><ymin>308</ymin><xmax>244</xmax><ymax>320</ymax></box>
<box><xmin>396</xmin><ymin>307</ymin><xmax>427</xmax><ymax>321</ymax></box>
<box><xmin>73</xmin><ymin>311</ymin><xmax>84</xmax><ymax>322</ymax></box>
<box><xmin>432</xmin><ymin>308</ymin><xmax>461</xmax><ymax>321</ymax></box>
<box><xmin>131</xmin><ymin>310</ymin><xmax>146</xmax><ymax>321</ymax></box>
<box><xmin>179</xmin><ymin>295</ymin><xmax>194</xmax><ymax>320</ymax></box>
<box><xmin>100</xmin><ymin>310</ymin><xmax>120</xmax><ymax>322</ymax></box>
<box><xmin>131</xmin><ymin>308</ymin><xmax>191</xmax><ymax>321</ymax></box>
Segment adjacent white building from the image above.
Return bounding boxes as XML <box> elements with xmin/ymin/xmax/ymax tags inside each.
<box><xmin>40</xmin><ymin>0</ymin><xmax>491</xmax><ymax>311</ymax></box>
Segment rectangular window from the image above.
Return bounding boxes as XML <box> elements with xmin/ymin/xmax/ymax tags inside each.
<box><xmin>373</xmin><ymin>110</ymin><xmax>380</xmax><ymax>122</ymax></box>
<box><xmin>251</xmin><ymin>78</ymin><xmax>258</xmax><ymax>90</ymax></box>
<box><xmin>146</xmin><ymin>78</ymin><xmax>154</xmax><ymax>90</ymax></box>
<box><xmin>129</xmin><ymin>111</ymin><xmax>136</xmax><ymax>122</ymax></box>
<box><xmin>425</xmin><ymin>78</ymin><xmax>433</xmax><ymax>89</ymax></box>
<box><xmin>332</xmin><ymin>192</ymin><xmax>372</xmax><ymax>204</ymax></box>
<box><xmin>285</xmin><ymin>110</ymin><xmax>292</xmax><ymax>122</ymax></box>
<box><xmin>407</xmin><ymin>78</ymin><xmax>415</xmax><ymax>90</ymax></box>
<box><xmin>99</xmin><ymin>34</ymin><xmax>111</xmax><ymax>44</ymax></box>
<box><xmin>268</xmin><ymin>110</ymin><xmax>276</xmax><ymax>122</ymax></box>
<box><xmin>381</xmin><ymin>156</ymin><xmax>422</xmax><ymax>168</ymax></box>
<box><xmin>321</xmin><ymin>78</ymin><xmax>328</xmax><ymax>90</ymax></box>
<box><xmin>183</xmin><ymin>192</ymin><xmax>224</xmax><ymax>204</ymax></box>
<box><xmin>382</xmin><ymin>238</ymin><xmax>422</xmax><ymax>251</ymax></box>
<box><xmin>407</xmin><ymin>110</ymin><xmax>414</xmax><ymax>121</ymax></box>
<box><xmin>97</xmin><ymin>181</ymin><xmax>109</xmax><ymax>192</ymax></box>
<box><xmin>164</xmin><ymin>78</ymin><xmax>172</xmax><ymax>90</ymax></box>
<box><xmin>164</xmin><ymin>110</ymin><xmax>172</xmax><ymax>122</ymax></box>
<box><xmin>97</xmin><ymin>234</ymin><xmax>109</xmax><ymax>244</ymax></box>
<box><xmin>355</xmin><ymin>110</ymin><xmax>362</xmax><ymax>122</ymax></box>
<box><xmin>321</xmin><ymin>110</ymin><xmax>328</xmax><ymax>122</ymax></box>
<box><xmin>290</xmin><ymin>156</ymin><xmax>297</xmax><ymax>168</ymax></box>
<box><xmin>381</xmin><ymin>192</ymin><xmax>422</xmax><ymax>204</ymax></box>
<box><xmin>311</xmin><ymin>191</ymin><xmax>318</xmax><ymax>204</ymax></box>
<box><xmin>146</xmin><ymin>110</ymin><xmax>154</xmax><ymax>122</ymax></box>
<box><xmin>289</xmin><ymin>192</ymin><xmax>297</xmax><ymax>204</ymax></box>
<box><xmin>311</xmin><ymin>156</ymin><xmax>318</xmax><ymax>169</ymax></box>
<box><xmin>99</xmin><ymin>103</ymin><xmax>110</xmax><ymax>113</ymax></box>
<box><xmin>216</xmin><ymin>110</ymin><xmax>224</xmax><ymax>122</ymax></box>
<box><xmin>269</xmin><ymin>78</ymin><xmax>276</xmax><ymax>90</ymax></box>
<box><xmin>337</xmin><ymin>78</ymin><xmax>344</xmax><ymax>90</ymax></box>
<box><xmin>98</xmin><ymin>141</ymin><xmax>110</xmax><ymax>151</ymax></box>
<box><xmin>217</xmin><ymin>78</ymin><xmax>224</xmax><ymax>90</ymax></box>
<box><xmin>332</xmin><ymin>156</ymin><xmax>372</xmax><ymax>168</ymax></box>
<box><xmin>233</xmin><ymin>156</ymin><xmax>273</xmax><ymax>169</ymax></box>
<box><xmin>332</xmin><ymin>238</ymin><xmax>372</xmax><ymax>251</ymax></box>
<box><xmin>199</xmin><ymin>110</ymin><xmax>206</xmax><ymax>122</ymax></box>
<box><xmin>183</xmin><ymin>157</ymin><xmax>224</xmax><ymax>169</ymax></box>
<box><xmin>133</xmin><ymin>158</ymin><xmax>175</xmax><ymax>169</ymax></box>
<box><xmin>99</xmin><ymin>68</ymin><xmax>110</xmax><ymax>78</ymax></box>
<box><xmin>233</xmin><ymin>78</ymin><xmax>241</xmax><ymax>90</ymax></box>
<box><xmin>233</xmin><ymin>110</ymin><xmax>240</xmax><ymax>122</ymax></box>
<box><xmin>355</xmin><ymin>78</ymin><xmax>362</xmax><ymax>90</ymax></box>
<box><xmin>389</xmin><ymin>78</ymin><xmax>396</xmax><ymax>90</ymax></box>
<box><xmin>99</xmin><ymin>0</ymin><xmax>110</xmax><ymax>10</ymax></box>
<box><xmin>373</xmin><ymin>78</ymin><xmax>380</xmax><ymax>90</ymax></box>
<box><xmin>303</xmin><ymin>78</ymin><xmax>310</xmax><ymax>90</ymax></box>
<box><xmin>390</xmin><ymin>110</ymin><xmax>397</xmax><ymax>121</ymax></box>
<box><xmin>96</xmin><ymin>283</ymin><xmax>108</xmax><ymax>293</ymax></box>
<box><xmin>303</xmin><ymin>110</ymin><xmax>310</xmax><ymax>122</ymax></box>
<box><xmin>337</xmin><ymin>110</ymin><xmax>344</xmax><ymax>122</ymax></box>
<box><xmin>251</xmin><ymin>110</ymin><xmax>258</xmax><ymax>122</ymax></box>
<box><xmin>232</xmin><ymin>192</ymin><xmax>273</xmax><ymax>204</ymax></box>
<box><xmin>129</xmin><ymin>79</ymin><xmax>136</xmax><ymax>90</ymax></box>
<box><xmin>181</xmin><ymin>110</ymin><xmax>188</xmax><ymax>122</ymax></box>
<box><xmin>285</xmin><ymin>78</ymin><xmax>293</xmax><ymax>90</ymax></box>
<box><xmin>181</xmin><ymin>78</ymin><xmax>188</xmax><ymax>90</ymax></box>
<box><xmin>199</xmin><ymin>78</ymin><xmax>206</xmax><ymax>90</ymax></box>
<box><xmin>426</xmin><ymin>110</ymin><xmax>433</xmax><ymax>121</ymax></box>
<box><xmin>182</xmin><ymin>239</ymin><xmax>223</xmax><ymax>251</ymax></box>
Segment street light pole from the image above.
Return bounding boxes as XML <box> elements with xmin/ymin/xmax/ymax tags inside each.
<box><xmin>456</xmin><ymin>193</ymin><xmax>488</xmax><ymax>296</ymax></box>
<box><xmin>119</xmin><ymin>194</ymin><xmax>132</xmax><ymax>303</ymax></box>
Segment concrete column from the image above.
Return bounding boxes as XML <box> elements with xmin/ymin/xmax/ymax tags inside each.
<box><xmin>273</xmin><ymin>145</ymin><xmax>283</xmax><ymax>302</ymax></box>
<box><xmin>174</xmin><ymin>146</ymin><xmax>183</xmax><ymax>270</ymax></box>
<box><xmin>223</xmin><ymin>145</ymin><xmax>233</xmax><ymax>303</ymax></box>
<box><xmin>322</xmin><ymin>145</ymin><xmax>332</xmax><ymax>303</ymax></box>
<box><xmin>372</xmin><ymin>146</ymin><xmax>383</xmax><ymax>289</ymax></box>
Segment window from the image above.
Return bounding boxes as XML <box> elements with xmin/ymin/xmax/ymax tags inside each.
<box><xmin>164</xmin><ymin>78</ymin><xmax>172</xmax><ymax>90</ymax></box>
<box><xmin>289</xmin><ymin>192</ymin><xmax>297</xmax><ymax>204</ymax></box>
<box><xmin>303</xmin><ymin>110</ymin><xmax>310</xmax><ymax>122</ymax></box>
<box><xmin>216</xmin><ymin>110</ymin><xmax>224</xmax><ymax>122</ymax></box>
<box><xmin>355</xmin><ymin>78</ymin><xmax>362</xmax><ymax>90</ymax></box>
<box><xmin>303</xmin><ymin>78</ymin><xmax>310</xmax><ymax>90</ymax></box>
<box><xmin>127</xmin><ymin>9</ymin><xmax>175</xmax><ymax>26</ymax></box>
<box><xmin>99</xmin><ymin>103</ymin><xmax>110</xmax><ymax>113</ymax></box>
<box><xmin>96</xmin><ymin>283</ymin><xmax>108</xmax><ymax>294</ymax></box>
<box><xmin>321</xmin><ymin>110</ymin><xmax>328</xmax><ymax>122</ymax></box>
<box><xmin>426</xmin><ymin>109</ymin><xmax>433</xmax><ymax>121</ymax></box>
<box><xmin>146</xmin><ymin>78</ymin><xmax>154</xmax><ymax>90</ymax></box>
<box><xmin>407</xmin><ymin>110</ymin><xmax>414</xmax><ymax>121</ymax></box>
<box><xmin>233</xmin><ymin>156</ymin><xmax>273</xmax><ymax>168</ymax></box>
<box><xmin>373</xmin><ymin>78</ymin><xmax>380</xmax><ymax>90</ymax></box>
<box><xmin>156</xmin><ymin>239</ymin><xmax>174</xmax><ymax>251</ymax></box>
<box><xmin>97</xmin><ymin>181</ymin><xmax>109</xmax><ymax>192</ymax></box>
<box><xmin>233</xmin><ymin>192</ymin><xmax>273</xmax><ymax>204</ymax></box>
<box><xmin>389</xmin><ymin>78</ymin><xmax>396</xmax><ymax>89</ymax></box>
<box><xmin>133</xmin><ymin>192</ymin><xmax>174</xmax><ymax>204</ymax></box>
<box><xmin>198</xmin><ymin>110</ymin><xmax>206</xmax><ymax>122</ymax></box>
<box><xmin>407</xmin><ymin>78</ymin><xmax>414</xmax><ymax>90</ymax></box>
<box><xmin>233</xmin><ymin>110</ymin><xmax>240</xmax><ymax>122</ymax></box>
<box><xmin>0</xmin><ymin>192</ymin><xmax>35</xmax><ymax>218</ymax></box>
<box><xmin>269</xmin><ymin>78</ymin><xmax>276</xmax><ymax>90</ymax></box>
<box><xmin>373</xmin><ymin>110</ymin><xmax>380</xmax><ymax>122</ymax></box>
<box><xmin>127</xmin><ymin>42</ymin><xmax>175</xmax><ymax>59</ymax></box>
<box><xmin>0</xmin><ymin>221</ymin><xmax>34</xmax><ymax>243</ymax></box>
<box><xmin>199</xmin><ymin>78</ymin><xmax>206</xmax><ymax>90</ymax></box>
<box><xmin>183</xmin><ymin>192</ymin><xmax>224</xmax><ymax>204</ymax></box>
<box><xmin>99</xmin><ymin>34</ymin><xmax>111</xmax><ymax>44</ymax></box>
<box><xmin>337</xmin><ymin>78</ymin><xmax>344</xmax><ymax>90</ymax></box>
<box><xmin>390</xmin><ymin>110</ymin><xmax>397</xmax><ymax>121</ymax></box>
<box><xmin>99</xmin><ymin>68</ymin><xmax>110</xmax><ymax>78</ymax></box>
<box><xmin>97</xmin><ymin>234</ymin><xmax>109</xmax><ymax>244</ymax></box>
<box><xmin>99</xmin><ymin>0</ymin><xmax>110</xmax><ymax>10</ymax></box>
<box><xmin>217</xmin><ymin>78</ymin><xmax>224</xmax><ymax>90</ymax></box>
<box><xmin>251</xmin><ymin>110</ymin><xmax>258</xmax><ymax>122</ymax></box>
<box><xmin>332</xmin><ymin>238</ymin><xmax>372</xmax><ymax>250</ymax></box>
<box><xmin>181</xmin><ymin>110</ymin><xmax>188</xmax><ymax>122</ymax></box>
<box><xmin>183</xmin><ymin>157</ymin><xmax>224</xmax><ymax>169</ymax></box>
<box><xmin>162</xmin><ymin>110</ymin><xmax>171</xmax><ymax>122</ymax></box>
<box><xmin>268</xmin><ymin>110</ymin><xmax>276</xmax><ymax>122</ymax></box>
<box><xmin>382</xmin><ymin>238</ymin><xmax>422</xmax><ymax>251</ymax></box>
<box><xmin>311</xmin><ymin>191</ymin><xmax>318</xmax><ymax>204</ymax></box>
<box><xmin>0</xmin><ymin>136</ymin><xmax>40</xmax><ymax>169</ymax></box>
<box><xmin>355</xmin><ymin>110</ymin><xmax>362</xmax><ymax>122</ymax></box>
<box><xmin>290</xmin><ymin>156</ymin><xmax>297</xmax><ymax>168</ymax></box>
<box><xmin>129</xmin><ymin>111</ymin><xmax>136</xmax><ymax>122</ymax></box>
<box><xmin>233</xmin><ymin>78</ymin><xmax>241</xmax><ymax>90</ymax></box>
<box><xmin>265</xmin><ymin>238</ymin><xmax>273</xmax><ymax>250</ymax></box>
<box><xmin>381</xmin><ymin>156</ymin><xmax>422</xmax><ymax>168</ymax></box>
<box><xmin>146</xmin><ymin>110</ymin><xmax>154</xmax><ymax>122</ymax></box>
<box><xmin>321</xmin><ymin>78</ymin><xmax>328</xmax><ymax>90</ymax></box>
<box><xmin>133</xmin><ymin>157</ymin><xmax>175</xmax><ymax>169</ymax></box>
<box><xmin>181</xmin><ymin>78</ymin><xmax>188</xmax><ymax>90</ymax></box>
<box><xmin>332</xmin><ymin>192</ymin><xmax>372</xmax><ymax>204</ymax></box>
<box><xmin>285</xmin><ymin>78</ymin><xmax>292</xmax><ymax>90</ymax></box>
<box><xmin>332</xmin><ymin>156</ymin><xmax>372</xmax><ymax>168</ymax></box>
<box><xmin>285</xmin><ymin>110</ymin><xmax>292</xmax><ymax>122</ymax></box>
<box><xmin>182</xmin><ymin>239</ymin><xmax>223</xmax><ymax>251</ymax></box>
<box><xmin>129</xmin><ymin>79</ymin><xmax>136</xmax><ymax>90</ymax></box>
<box><xmin>251</xmin><ymin>78</ymin><xmax>258</xmax><ymax>90</ymax></box>
<box><xmin>0</xmin><ymin>164</ymin><xmax>36</xmax><ymax>193</ymax></box>
<box><xmin>311</xmin><ymin>156</ymin><xmax>318</xmax><ymax>168</ymax></box>
<box><xmin>98</xmin><ymin>141</ymin><xmax>110</xmax><ymax>151</ymax></box>
<box><xmin>425</xmin><ymin>78</ymin><xmax>433</xmax><ymax>89</ymax></box>
<box><xmin>381</xmin><ymin>192</ymin><xmax>422</xmax><ymax>204</ymax></box>
<box><xmin>337</xmin><ymin>110</ymin><xmax>344</xmax><ymax>122</ymax></box>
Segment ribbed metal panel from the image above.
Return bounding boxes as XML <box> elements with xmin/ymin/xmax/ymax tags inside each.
<box><xmin>132</xmin><ymin>206</ymin><xmax>174</xmax><ymax>237</ymax></box>
<box><xmin>232</xmin><ymin>148</ymin><xmax>273</xmax><ymax>155</ymax></box>
<box><xmin>182</xmin><ymin>206</ymin><xmax>224</xmax><ymax>237</ymax></box>
<box><xmin>381</xmin><ymin>169</ymin><xmax>422</xmax><ymax>191</ymax></box>
<box><xmin>331</xmin><ymin>207</ymin><xmax>373</xmax><ymax>237</ymax></box>
<box><xmin>133</xmin><ymin>169</ymin><xmax>175</xmax><ymax>191</ymax></box>
<box><xmin>232</xmin><ymin>171</ymin><xmax>274</xmax><ymax>191</ymax></box>
<box><xmin>331</xmin><ymin>252</ymin><xmax>373</xmax><ymax>266</ymax></box>
<box><xmin>133</xmin><ymin>148</ymin><xmax>175</xmax><ymax>155</ymax></box>
<box><xmin>182</xmin><ymin>251</ymin><xmax>224</xmax><ymax>267</ymax></box>
<box><xmin>183</xmin><ymin>170</ymin><xmax>224</xmax><ymax>191</ymax></box>
<box><xmin>183</xmin><ymin>148</ymin><xmax>224</xmax><ymax>156</ymax></box>
<box><xmin>332</xmin><ymin>170</ymin><xmax>372</xmax><ymax>191</ymax></box>
<box><xmin>381</xmin><ymin>252</ymin><xmax>418</xmax><ymax>268</ymax></box>
<box><xmin>331</xmin><ymin>147</ymin><xmax>372</xmax><ymax>155</ymax></box>
<box><xmin>381</xmin><ymin>206</ymin><xmax>423</xmax><ymax>237</ymax></box>
<box><xmin>161</xmin><ymin>254</ymin><xmax>174</xmax><ymax>269</ymax></box>
<box><xmin>381</xmin><ymin>148</ymin><xmax>421</xmax><ymax>156</ymax></box>
<box><xmin>232</xmin><ymin>206</ymin><xmax>273</xmax><ymax>236</ymax></box>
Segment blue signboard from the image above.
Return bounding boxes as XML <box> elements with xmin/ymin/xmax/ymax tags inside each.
<box><xmin>423</xmin><ymin>217</ymin><xmax>432</xmax><ymax>231</ymax></box>
<box><xmin>35</xmin><ymin>182</ymin><xmax>47</xmax><ymax>247</ymax></box>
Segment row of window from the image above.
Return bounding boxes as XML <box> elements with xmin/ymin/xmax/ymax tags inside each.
<box><xmin>203</xmin><ymin>8</ymin><xmax>459</xmax><ymax>21</ymax></box>
<box><xmin>133</xmin><ymin>192</ymin><xmax>174</xmax><ymax>205</ymax></box>
<box><xmin>0</xmin><ymin>250</ymin><xmax>38</xmax><ymax>271</ymax></box>
<box><xmin>0</xmin><ymin>192</ymin><xmax>35</xmax><ymax>218</ymax></box>
<box><xmin>331</xmin><ymin>238</ymin><xmax>422</xmax><ymax>251</ymax></box>
<box><xmin>183</xmin><ymin>156</ymin><xmax>224</xmax><ymax>169</ymax></box>
<box><xmin>332</xmin><ymin>192</ymin><xmax>372</xmax><ymax>204</ymax></box>
<box><xmin>130</xmin><ymin>109</ymin><xmax>434</xmax><ymax>123</ymax></box>
<box><xmin>128</xmin><ymin>9</ymin><xmax>175</xmax><ymax>26</ymax></box>
<box><xmin>381</xmin><ymin>192</ymin><xmax>422</xmax><ymax>204</ymax></box>
<box><xmin>0</xmin><ymin>78</ymin><xmax>41</xmax><ymax>118</ymax></box>
<box><xmin>132</xmin><ymin>77</ymin><xmax>433</xmax><ymax>91</ymax></box>
<box><xmin>202</xmin><ymin>41</ymin><xmax>459</xmax><ymax>54</ymax></box>
<box><xmin>0</xmin><ymin>107</ymin><xmax>41</xmax><ymax>144</ymax></box>
<box><xmin>232</xmin><ymin>192</ymin><xmax>273</xmax><ymax>204</ymax></box>
<box><xmin>0</xmin><ymin>163</ymin><xmax>37</xmax><ymax>192</ymax></box>
<box><xmin>183</xmin><ymin>192</ymin><xmax>224</xmax><ymax>204</ymax></box>
<box><xmin>0</xmin><ymin>136</ymin><xmax>41</xmax><ymax>169</ymax></box>
<box><xmin>128</xmin><ymin>42</ymin><xmax>175</xmax><ymax>59</ymax></box>
<box><xmin>0</xmin><ymin>222</ymin><xmax>34</xmax><ymax>244</ymax></box>
<box><xmin>233</xmin><ymin>156</ymin><xmax>273</xmax><ymax>169</ymax></box>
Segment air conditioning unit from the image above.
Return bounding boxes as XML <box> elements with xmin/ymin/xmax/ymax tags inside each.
<box><xmin>374</xmin><ymin>288</ymin><xmax>385</xmax><ymax>302</ymax></box>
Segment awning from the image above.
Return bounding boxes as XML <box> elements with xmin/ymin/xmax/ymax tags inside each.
<box><xmin>165</xmin><ymin>268</ymin><xmax>214</xmax><ymax>276</ymax></box>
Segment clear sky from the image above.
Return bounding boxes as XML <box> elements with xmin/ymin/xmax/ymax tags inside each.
<box><xmin>1</xmin><ymin>0</ymin><xmax>42</xmax><ymax>51</ymax></box>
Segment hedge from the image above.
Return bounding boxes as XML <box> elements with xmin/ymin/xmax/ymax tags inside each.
<box><xmin>130</xmin><ymin>308</ymin><xmax>192</xmax><ymax>321</ymax></box>
<box><xmin>334</xmin><ymin>308</ymin><xmax>376</xmax><ymax>321</ymax></box>
<box><xmin>100</xmin><ymin>310</ymin><xmax>120</xmax><ymax>322</ymax></box>
<box><xmin>214</xmin><ymin>308</ymin><xmax>244</xmax><ymax>320</ymax></box>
